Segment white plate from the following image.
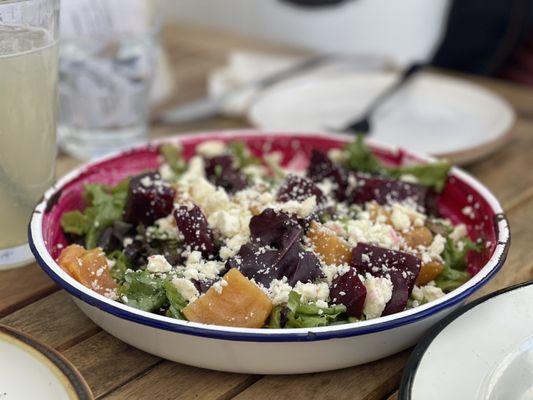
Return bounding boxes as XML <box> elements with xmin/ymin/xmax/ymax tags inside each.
<box><xmin>400</xmin><ymin>282</ymin><xmax>533</xmax><ymax>400</ymax></box>
<box><xmin>248</xmin><ymin>72</ymin><xmax>515</xmax><ymax>164</ymax></box>
<box><xmin>0</xmin><ymin>324</ymin><xmax>92</xmax><ymax>400</ymax></box>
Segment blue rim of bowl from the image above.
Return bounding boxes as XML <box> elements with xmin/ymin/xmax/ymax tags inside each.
<box><xmin>398</xmin><ymin>280</ymin><xmax>533</xmax><ymax>400</ymax></box>
<box><xmin>28</xmin><ymin>131</ymin><xmax>511</xmax><ymax>342</ymax></box>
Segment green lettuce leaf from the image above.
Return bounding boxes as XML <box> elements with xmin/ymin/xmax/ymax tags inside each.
<box><xmin>283</xmin><ymin>291</ymin><xmax>346</xmax><ymax>328</ymax></box>
<box><xmin>119</xmin><ymin>270</ymin><xmax>168</xmax><ymax>312</ymax></box>
<box><xmin>388</xmin><ymin>161</ymin><xmax>451</xmax><ymax>192</ymax></box>
<box><xmin>343</xmin><ymin>134</ymin><xmax>383</xmax><ymax>174</ymax></box>
<box><xmin>160</xmin><ymin>143</ymin><xmax>186</xmax><ymax>177</ymax></box>
<box><xmin>60</xmin><ymin>180</ymin><xmax>129</xmax><ymax>249</ymax></box>
<box><xmin>107</xmin><ymin>250</ymin><xmax>132</xmax><ymax>283</ymax></box>
<box><xmin>163</xmin><ymin>280</ymin><xmax>188</xmax><ymax>320</ymax></box>
<box><xmin>228</xmin><ymin>141</ymin><xmax>261</xmax><ymax>168</ymax></box>
<box><xmin>435</xmin><ymin>237</ymin><xmax>482</xmax><ymax>292</ymax></box>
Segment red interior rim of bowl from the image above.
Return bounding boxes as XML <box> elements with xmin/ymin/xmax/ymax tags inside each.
<box><xmin>40</xmin><ymin>132</ymin><xmax>498</xmax><ymax>277</ymax></box>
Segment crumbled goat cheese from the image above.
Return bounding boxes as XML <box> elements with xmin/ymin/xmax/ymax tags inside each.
<box><xmin>179</xmin><ymin>251</ymin><xmax>226</xmax><ymax>280</ymax></box>
<box><xmin>450</xmin><ymin>223</ymin><xmax>468</xmax><ymax>242</ymax></box>
<box><xmin>316</xmin><ymin>179</ymin><xmax>334</xmax><ymax>196</ymax></box>
<box><xmin>391</xmin><ymin>205</ymin><xmax>411</xmax><ymax>231</ymax></box>
<box><xmin>428</xmin><ymin>234</ymin><xmax>446</xmax><ymax>258</ymax></box>
<box><xmin>172</xmin><ymin>278</ymin><xmax>199</xmax><ymax>302</ymax></box>
<box><xmin>188</xmin><ymin>177</ymin><xmax>231</xmax><ymax>216</ymax></box>
<box><xmin>147</xmin><ymin>255</ymin><xmax>172</xmax><ymax>273</ymax></box>
<box><xmin>208</xmin><ymin>208</ymin><xmax>251</xmax><ymax>238</ymax></box>
<box><xmin>211</xmin><ymin>279</ymin><xmax>228</xmax><ymax>294</ymax></box>
<box><xmin>195</xmin><ymin>140</ymin><xmax>227</xmax><ymax>158</ymax></box>
<box><xmin>320</xmin><ymin>263</ymin><xmax>350</xmax><ymax>285</ymax></box>
<box><xmin>462</xmin><ymin>206</ymin><xmax>475</xmax><ymax>219</ymax></box>
<box><xmin>400</xmin><ymin>174</ymin><xmax>419</xmax><ymax>183</ymax></box>
<box><xmin>412</xmin><ymin>281</ymin><xmax>445</xmax><ymax>304</ymax></box>
<box><xmin>391</xmin><ymin>203</ymin><xmax>426</xmax><ymax>229</ymax></box>
<box><xmin>345</xmin><ymin>219</ymin><xmax>399</xmax><ymax>250</ymax></box>
<box><xmin>267</xmin><ymin>278</ymin><xmax>293</xmax><ymax>305</ymax></box>
<box><xmin>327</xmin><ymin>148</ymin><xmax>347</xmax><ymax>163</ymax></box>
<box><xmin>362</xmin><ymin>273</ymin><xmax>393</xmax><ymax>319</ymax></box>
<box><xmin>153</xmin><ymin>215</ymin><xmax>180</xmax><ymax>239</ymax></box>
<box><xmin>180</xmin><ymin>156</ymin><xmax>206</xmax><ymax>185</ymax></box>
<box><xmin>219</xmin><ymin>233</ymin><xmax>250</xmax><ymax>260</ymax></box>
<box><xmin>123</xmin><ymin>237</ymin><xmax>133</xmax><ymax>247</ymax></box>
<box><xmin>159</xmin><ymin>163</ymin><xmax>175</xmax><ymax>181</ymax></box>
<box><xmin>277</xmin><ymin>195</ymin><xmax>317</xmax><ymax>218</ymax></box>
<box><xmin>294</xmin><ymin>281</ymin><xmax>329</xmax><ymax>303</ymax></box>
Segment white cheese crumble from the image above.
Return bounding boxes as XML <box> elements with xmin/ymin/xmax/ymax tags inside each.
<box><xmin>362</xmin><ymin>273</ymin><xmax>393</xmax><ymax>319</ymax></box>
<box><xmin>178</xmin><ymin>251</ymin><xmax>226</xmax><ymax>280</ymax></box>
<box><xmin>293</xmin><ymin>281</ymin><xmax>329</xmax><ymax>303</ymax></box>
<box><xmin>450</xmin><ymin>223</ymin><xmax>468</xmax><ymax>242</ymax></box>
<box><xmin>277</xmin><ymin>195</ymin><xmax>317</xmax><ymax>218</ymax></box>
<box><xmin>195</xmin><ymin>140</ymin><xmax>227</xmax><ymax>158</ymax></box>
<box><xmin>219</xmin><ymin>232</ymin><xmax>250</xmax><ymax>260</ymax></box>
<box><xmin>211</xmin><ymin>278</ymin><xmax>228</xmax><ymax>294</ymax></box>
<box><xmin>320</xmin><ymin>263</ymin><xmax>350</xmax><ymax>285</ymax></box>
<box><xmin>344</xmin><ymin>219</ymin><xmax>400</xmax><ymax>250</ymax></box>
<box><xmin>412</xmin><ymin>281</ymin><xmax>445</xmax><ymax>304</ymax></box>
<box><xmin>171</xmin><ymin>277</ymin><xmax>199</xmax><ymax>302</ymax></box>
<box><xmin>146</xmin><ymin>255</ymin><xmax>172</xmax><ymax>273</ymax></box>
<box><xmin>267</xmin><ymin>278</ymin><xmax>292</xmax><ymax>305</ymax></box>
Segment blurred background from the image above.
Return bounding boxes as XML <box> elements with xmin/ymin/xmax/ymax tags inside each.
<box><xmin>49</xmin><ymin>0</ymin><xmax>533</xmax><ymax>163</ymax></box>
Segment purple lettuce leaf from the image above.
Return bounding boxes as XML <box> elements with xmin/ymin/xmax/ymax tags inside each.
<box><xmin>350</xmin><ymin>243</ymin><xmax>421</xmax><ymax>315</ymax></box>
<box><xmin>228</xmin><ymin>208</ymin><xmax>323</xmax><ymax>286</ymax></box>
<box><xmin>174</xmin><ymin>204</ymin><xmax>216</xmax><ymax>256</ymax></box>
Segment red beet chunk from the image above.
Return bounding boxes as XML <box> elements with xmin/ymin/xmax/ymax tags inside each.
<box><xmin>174</xmin><ymin>204</ymin><xmax>216</xmax><ymax>256</ymax></box>
<box><xmin>330</xmin><ymin>267</ymin><xmax>367</xmax><ymax>318</ymax></box>
<box><xmin>306</xmin><ymin>150</ymin><xmax>349</xmax><ymax>201</ymax></box>
<box><xmin>351</xmin><ymin>243</ymin><xmax>421</xmax><ymax>316</ymax></box>
<box><xmin>277</xmin><ymin>174</ymin><xmax>326</xmax><ymax>205</ymax></box>
<box><xmin>347</xmin><ymin>174</ymin><xmax>429</xmax><ymax>210</ymax></box>
<box><xmin>204</xmin><ymin>155</ymin><xmax>247</xmax><ymax>193</ymax></box>
<box><xmin>123</xmin><ymin>172</ymin><xmax>176</xmax><ymax>226</ymax></box>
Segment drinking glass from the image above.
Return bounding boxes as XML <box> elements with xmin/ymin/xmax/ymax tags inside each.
<box><xmin>57</xmin><ymin>0</ymin><xmax>159</xmax><ymax>160</ymax></box>
<box><xmin>0</xmin><ymin>0</ymin><xmax>59</xmax><ymax>270</ymax></box>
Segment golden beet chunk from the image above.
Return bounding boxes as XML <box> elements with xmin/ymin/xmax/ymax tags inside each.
<box><xmin>416</xmin><ymin>261</ymin><xmax>445</xmax><ymax>286</ymax></box>
<box><xmin>307</xmin><ymin>221</ymin><xmax>352</xmax><ymax>265</ymax></box>
<box><xmin>403</xmin><ymin>226</ymin><xmax>433</xmax><ymax>248</ymax></box>
<box><xmin>57</xmin><ymin>244</ymin><xmax>118</xmax><ymax>296</ymax></box>
<box><xmin>183</xmin><ymin>268</ymin><xmax>273</xmax><ymax>328</ymax></box>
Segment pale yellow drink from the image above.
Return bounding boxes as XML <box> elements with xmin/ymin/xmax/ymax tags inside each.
<box><xmin>0</xmin><ymin>26</ymin><xmax>58</xmax><ymax>248</ymax></box>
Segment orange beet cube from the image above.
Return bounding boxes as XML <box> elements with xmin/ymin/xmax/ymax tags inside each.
<box><xmin>416</xmin><ymin>260</ymin><xmax>445</xmax><ymax>286</ymax></box>
<box><xmin>57</xmin><ymin>244</ymin><xmax>118</xmax><ymax>297</ymax></box>
<box><xmin>183</xmin><ymin>268</ymin><xmax>273</xmax><ymax>328</ymax></box>
<box><xmin>307</xmin><ymin>221</ymin><xmax>352</xmax><ymax>265</ymax></box>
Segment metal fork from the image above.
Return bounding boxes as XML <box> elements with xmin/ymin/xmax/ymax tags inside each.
<box><xmin>336</xmin><ymin>63</ymin><xmax>423</xmax><ymax>135</ymax></box>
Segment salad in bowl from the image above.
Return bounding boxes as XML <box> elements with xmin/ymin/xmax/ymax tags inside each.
<box><xmin>30</xmin><ymin>131</ymin><xmax>508</xmax><ymax>373</ymax></box>
<box><xmin>56</xmin><ymin>136</ymin><xmax>484</xmax><ymax>330</ymax></box>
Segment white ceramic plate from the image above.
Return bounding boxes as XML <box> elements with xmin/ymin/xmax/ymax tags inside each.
<box><xmin>248</xmin><ymin>72</ymin><xmax>516</xmax><ymax>164</ymax></box>
<box><xmin>400</xmin><ymin>282</ymin><xmax>533</xmax><ymax>400</ymax></box>
<box><xmin>0</xmin><ymin>324</ymin><xmax>92</xmax><ymax>400</ymax></box>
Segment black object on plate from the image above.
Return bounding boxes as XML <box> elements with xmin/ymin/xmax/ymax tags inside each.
<box><xmin>337</xmin><ymin>63</ymin><xmax>423</xmax><ymax>135</ymax></box>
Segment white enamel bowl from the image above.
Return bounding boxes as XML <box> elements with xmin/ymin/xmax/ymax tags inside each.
<box><xmin>29</xmin><ymin>131</ymin><xmax>510</xmax><ymax>374</ymax></box>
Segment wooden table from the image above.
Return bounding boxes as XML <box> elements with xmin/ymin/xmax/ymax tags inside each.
<box><xmin>2</xmin><ymin>24</ymin><xmax>533</xmax><ymax>400</ymax></box>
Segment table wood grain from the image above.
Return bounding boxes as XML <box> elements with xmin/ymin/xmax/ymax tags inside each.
<box><xmin>2</xmin><ymin>23</ymin><xmax>533</xmax><ymax>400</ymax></box>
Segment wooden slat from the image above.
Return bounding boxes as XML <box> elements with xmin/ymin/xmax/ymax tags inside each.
<box><xmin>0</xmin><ymin>263</ymin><xmax>58</xmax><ymax>317</ymax></box>
<box><xmin>1</xmin><ymin>291</ymin><xmax>98</xmax><ymax>350</ymax></box>
<box><xmin>102</xmin><ymin>361</ymin><xmax>256</xmax><ymax>400</ymax></box>
<box><xmin>232</xmin><ymin>352</ymin><xmax>408</xmax><ymax>400</ymax></box>
<box><xmin>63</xmin><ymin>331</ymin><xmax>161</xmax><ymax>399</ymax></box>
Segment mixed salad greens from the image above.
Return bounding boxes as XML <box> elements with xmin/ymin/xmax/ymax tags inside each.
<box><xmin>57</xmin><ymin>137</ymin><xmax>484</xmax><ymax>329</ymax></box>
